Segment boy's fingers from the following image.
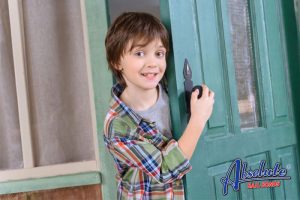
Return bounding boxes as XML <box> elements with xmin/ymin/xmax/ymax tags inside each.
<box><xmin>202</xmin><ymin>84</ymin><xmax>209</xmax><ymax>97</ymax></box>
<box><xmin>209</xmin><ymin>91</ymin><xmax>215</xmax><ymax>99</ymax></box>
<box><xmin>191</xmin><ymin>89</ymin><xmax>199</xmax><ymax>101</ymax></box>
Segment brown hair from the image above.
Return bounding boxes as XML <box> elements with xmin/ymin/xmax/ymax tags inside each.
<box><xmin>105</xmin><ymin>12</ymin><xmax>169</xmax><ymax>87</ymax></box>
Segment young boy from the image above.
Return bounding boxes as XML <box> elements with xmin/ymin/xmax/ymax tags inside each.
<box><xmin>104</xmin><ymin>12</ymin><xmax>214</xmax><ymax>199</ymax></box>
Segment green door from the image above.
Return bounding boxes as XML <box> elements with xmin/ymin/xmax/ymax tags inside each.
<box><xmin>161</xmin><ymin>0</ymin><xmax>300</xmax><ymax>199</ymax></box>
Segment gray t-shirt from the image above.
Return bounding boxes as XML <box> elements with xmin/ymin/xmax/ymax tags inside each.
<box><xmin>135</xmin><ymin>84</ymin><xmax>172</xmax><ymax>138</ymax></box>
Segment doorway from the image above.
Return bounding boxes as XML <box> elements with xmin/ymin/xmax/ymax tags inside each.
<box><xmin>107</xmin><ymin>0</ymin><xmax>160</xmax><ymax>22</ymax></box>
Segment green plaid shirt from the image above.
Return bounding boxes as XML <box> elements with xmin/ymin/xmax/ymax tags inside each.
<box><xmin>104</xmin><ymin>83</ymin><xmax>192</xmax><ymax>200</ymax></box>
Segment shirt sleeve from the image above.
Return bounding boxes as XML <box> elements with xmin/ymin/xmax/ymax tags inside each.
<box><xmin>104</xmin><ymin>124</ymin><xmax>192</xmax><ymax>184</ymax></box>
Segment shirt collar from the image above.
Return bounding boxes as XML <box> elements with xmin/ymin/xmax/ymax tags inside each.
<box><xmin>110</xmin><ymin>83</ymin><xmax>143</xmax><ymax>125</ymax></box>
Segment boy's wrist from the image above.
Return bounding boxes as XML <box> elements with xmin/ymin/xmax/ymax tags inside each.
<box><xmin>189</xmin><ymin>116</ymin><xmax>207</xmax><ymax>131</ymax></box>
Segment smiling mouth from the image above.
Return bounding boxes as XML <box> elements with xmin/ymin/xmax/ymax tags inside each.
<box><xmin>141</xmin><ymin>73</ymin><xmax>158</xmax><ymax>78</ymax></box>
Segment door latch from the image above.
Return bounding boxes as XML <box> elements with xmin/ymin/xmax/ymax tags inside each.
<box><xmin>183</xmin><ymin>58</ymin><xmax>203</xmax><ymax>116</ymax></box>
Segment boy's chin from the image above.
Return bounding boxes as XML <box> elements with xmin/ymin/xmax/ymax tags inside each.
<box><xmin>140</xmin><ymin>82</ymin><xmax>160</xmax><ymax>90</ymax></box>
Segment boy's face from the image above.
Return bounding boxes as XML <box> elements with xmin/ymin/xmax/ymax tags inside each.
<box><xmin>116</xmin><ymin>39</ymin><xmax>167</xmax><ymax>91</ymax></box>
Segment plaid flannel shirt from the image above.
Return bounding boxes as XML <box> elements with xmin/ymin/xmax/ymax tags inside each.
<box><xmin>104</xmin><ymin>83</ymin><xmax>192</xmax><ymax>200</ymax></box>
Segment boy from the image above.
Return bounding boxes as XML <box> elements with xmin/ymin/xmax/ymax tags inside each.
<box><xmin>104</xmin><ymin>12</ymin><xmax>214</xmax><ymax>199</ymax></box>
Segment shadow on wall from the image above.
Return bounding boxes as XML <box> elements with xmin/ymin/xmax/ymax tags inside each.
<box><xmin>108</xmin><ymin>0</ymin><xmax>160</xmax><ymax>22</ymax></box>
<box><xmin>295</xmin><ymin>0</ymin><xmax>300</xmax><ymax>42</ymax></box>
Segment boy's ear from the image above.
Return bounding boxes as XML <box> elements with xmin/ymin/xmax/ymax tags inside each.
<box><xmin>115</xmin><ymin>64</ymin><xmax>123</xmax><ymax>71</ymax></box>
<box><xmin>111</xmin><ymin>62</ymin><xmax>119</xmax><ymax>70</ymax></box>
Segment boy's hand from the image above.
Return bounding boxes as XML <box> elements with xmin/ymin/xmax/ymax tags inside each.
<box><xmin>190</xmin><ymin>84</ymin><xmax>215</xmax><ymax>124</ymax></box>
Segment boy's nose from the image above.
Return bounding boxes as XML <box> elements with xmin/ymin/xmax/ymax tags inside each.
<box><xmin>146</xmin><ymin>56</ymin><xmax>159</xmax><ymax>68</ymax></box>
<box><xmin>147</xmin><ymin>63</ymin><xmax>157</xmax><ymax>68</ymax></box>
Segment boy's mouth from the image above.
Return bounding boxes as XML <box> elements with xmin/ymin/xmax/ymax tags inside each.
<box><xmin>142</xmin><ymin>73</ymin><xmax>158</xmax><ymax>77</ymax></box>
<box><xmin>141</xmin><ymin>73</ymin><xmax>158</xmax><ymax>80</ymax></box>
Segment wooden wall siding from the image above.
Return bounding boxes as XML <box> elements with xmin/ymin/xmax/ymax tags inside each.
<box><xmin>0</xmin><ymin>185</ymin><xmax>102</xmax><ymax>200</ymax></box>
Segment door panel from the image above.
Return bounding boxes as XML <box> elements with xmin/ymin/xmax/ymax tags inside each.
<box><xmin>161</xmin><ymin>0</ymin><xmax>299</xmax><ymax>199</ymax></box>
<box><xmin>251</xmin><ymin>0</ymin><xmax>291</xmax><ymax>126</ymax></box>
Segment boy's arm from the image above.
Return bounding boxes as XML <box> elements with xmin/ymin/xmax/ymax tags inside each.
<box><xmin>105</xmin><ymin>134</ymin><xmax>192</xmax><ymax>184</ymax></box>
<box><xmin>104</xmin><ymin>115</ymin><xmax>191</xmax><ymax>184</ymax></box>
<box><xmin>178</xmin><ymin>85</ymin><xmax>215</xmax><ymax>159</ymax></box>
<box><xmin>103</xmin><ymin>85</ymin><xmax>214</xmax><ymax>183</ymax></box>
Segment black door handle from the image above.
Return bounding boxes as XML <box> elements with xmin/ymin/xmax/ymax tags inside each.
<box><xmin>183</xmin><ymin>59</ymin><xmax>202</xmax><ymax>116</ymax></box>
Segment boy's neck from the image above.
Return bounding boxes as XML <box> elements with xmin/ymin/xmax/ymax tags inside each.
<box><xmin>120</xmin><ymin>85</ymin><xmax>159</xmax><ymax>112</ymax></box>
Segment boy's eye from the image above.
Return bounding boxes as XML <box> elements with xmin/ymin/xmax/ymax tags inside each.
<box><xmin>156</xmin><ymin>51</ymin><xmax>166</xmax><ymax>57</ymax></box>
<box><xmin>134</xmin><ymin>51</ymin><xmax>145</xmax><ymax>57</ymax></box>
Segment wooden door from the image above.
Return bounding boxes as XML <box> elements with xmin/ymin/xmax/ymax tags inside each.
<box><xmin>161</xmin><ymin>0</ymin><xmax>300</xmax><ymax>199</ymax></box>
